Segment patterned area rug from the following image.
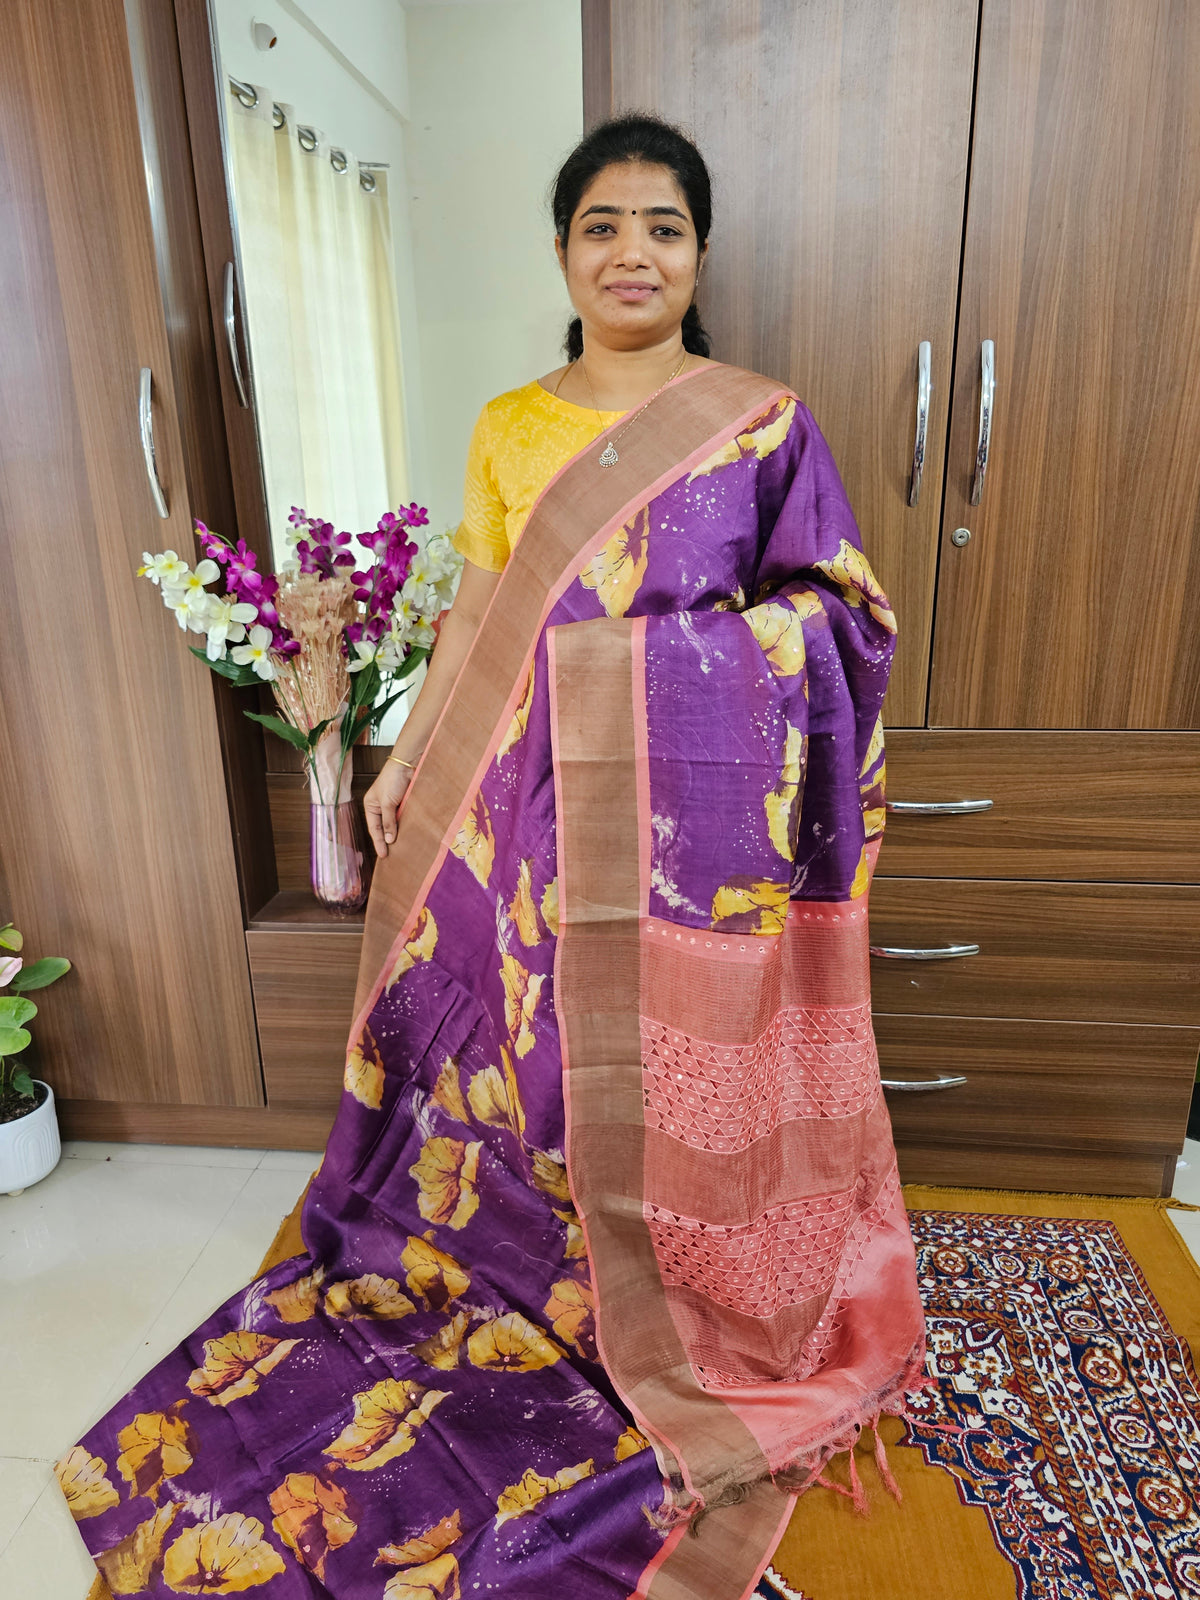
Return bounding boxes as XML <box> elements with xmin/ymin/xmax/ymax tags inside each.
<box><xmin>765</xmin><ymin>1187</ymin><xmax>1200</xmax><ymax>1600</ymax></box>
<box><xmin>86</xmin><ymin>1185</ymin><xmax>1200</xmax><ymax>1600</ymax></box>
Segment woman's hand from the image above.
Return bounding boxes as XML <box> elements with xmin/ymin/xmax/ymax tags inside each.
<box><xmin>364</xmin><ymin>761</ymin><xmax>413</xmax><ymax>858</ymax></box>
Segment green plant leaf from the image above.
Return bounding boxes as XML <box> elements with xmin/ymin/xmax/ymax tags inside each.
<box><xmin>0</xmin><ymin>996</ymin><xmax>36</xmax><ymax>1026</ymax></box>
<box><xmin>0</xmin><ymin>924</ymin><xmax>23</xmax><ymax>952</ymax></box>
<box><xmin>0</xmin><ymin>1025</ymin><xmax>32</xmax><ymax>1057</ymax></box>
<box><xmin>243</xmin><ymin>710</ymin><xmax>311</xmax><ymax>753</ymax></box>
<box><xmin>190</xmin><ymin>646</ymin><xmax>262</xmax><ymax>688</ymax></box>
<box><xmin>10</xmin><ymin>1068</ymin><xmax>36</xmax><ymax>1099</ymax></box>
<box><xmin>9</xmin><ymin>957</ymin><xmax>69</xmax><ymax>992</ymax></box>
<box><xmin>305</xmin><ymin>716</ymin><xmax>335</xmax><ymax>750</ymax></box>
<box><xmin>392</xmin><ymin>648</ymin><xmax>429</xmax><ymax>682</ymax></box>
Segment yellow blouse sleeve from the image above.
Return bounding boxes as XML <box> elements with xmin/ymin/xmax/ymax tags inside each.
<box><xmin>453</xmin><ymin>403</ymin><xmax>510</xmax><ymax>573</ymax></box>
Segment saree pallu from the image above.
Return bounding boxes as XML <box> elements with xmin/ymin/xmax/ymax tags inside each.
<box><xmin>61</xmin><ymin>364</ymin><xmax>930</xmax><ymax>1600</ymax></box>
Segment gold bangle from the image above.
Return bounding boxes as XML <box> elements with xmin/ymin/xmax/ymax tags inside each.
<box><xmin>387</xmin><ymin>755</ymin><xmax>416</xmax><ymax>770</ymax></box>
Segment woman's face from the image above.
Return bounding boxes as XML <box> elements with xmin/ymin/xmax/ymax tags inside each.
<box><xmin>556</xmin><ymin>161</ymin><xmax>705</xmax><ymax>352</ymax></box>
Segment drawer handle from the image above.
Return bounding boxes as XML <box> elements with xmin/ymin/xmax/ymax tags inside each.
<box><xmin>881</xmin><ymin>1074</ymin><xmax>968</xmax><ymax>1092</ymax></box>
<box><xmin>869</xmin><ymin>943</ymin><xmax>980</xmax><ymax>960</ymax></box>
<box><xmin>886</xmin><ymin>799</ymin><xmax>993</xmax><ymax>815</ymax></box>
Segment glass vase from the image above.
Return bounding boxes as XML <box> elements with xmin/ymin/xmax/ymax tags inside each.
<box><xmin>310</xmin><ymin>800</ymin><xmax>372</xmax><ymax>914</ymax></box>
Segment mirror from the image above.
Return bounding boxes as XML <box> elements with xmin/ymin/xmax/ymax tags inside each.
<box><xmin>207</xmin><ymin>0</ymin><xmax>583</xmax><ymax>737</ymax></box>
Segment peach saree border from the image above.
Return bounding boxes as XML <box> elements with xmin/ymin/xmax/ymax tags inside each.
<box><xmin>549</xmin><ymin>616</ymin><xmax>801</xmax><ymax>1600</ymax></box>
<box><xmin>353</xmin><ymin>362</ymin><xmax>788</xmax><ymax>1020</ymax></box>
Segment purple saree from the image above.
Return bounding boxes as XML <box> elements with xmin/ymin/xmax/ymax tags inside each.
<box><xmin>61</xmin><ymin>364</ymin><xmax>930</xmax><ymax>1600</ymax></box>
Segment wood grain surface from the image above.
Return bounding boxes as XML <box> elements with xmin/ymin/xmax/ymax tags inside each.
<box><xmin>875</xmin><ymin>1012</ymin><xmax>1196</xmax><ymax>1154</ymax></box>
<box><xmin>878</xmin><ymin>729</ymin><xmax>1200</xmax><ymax>881</ymax></box>
<box><xmin>932</xmin><ymin>0</ymin><xmax>1200</xmax><ymax>728</ymax></box>
<box><xmin>895</xmin><ymin>1141</ymin><xmax>1172</xmax><ymax>1199</ymax></box>
<box><xmin>598</xmin><ymin>0</ymin><xmax>979</xmax><ymax>725</ymax></box>
<box><xmin>868</xmin><ymin>878</ymin><xmax>1200</xmax><ymax>1026</ymax></box>
<box><xmin>245</xmin><ymin>928</ymin><xmax>359</xmax><ymax>1111</ymax></box>
<box><xmin>58</xmin><ymin>1098</ymin><xmax>334</xmax><ymax>1152</ymax></box>
<box><xmin>0</xmin><ymin>0</ymin><xmax>260</xmax><ymax>1106</ymax></box>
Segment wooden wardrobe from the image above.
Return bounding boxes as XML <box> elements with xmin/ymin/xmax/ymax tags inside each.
<box><xmin>2</xmin><ymin>0</ymin><xmax>1196</xmax><ymax>1193</ymax></box>
<box><xmin>586</xmin><ymin>0</ymin><xmax>1200</xmax><ymax>1195</ymax></box>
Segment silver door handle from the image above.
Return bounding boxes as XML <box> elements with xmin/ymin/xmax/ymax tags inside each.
<box><xmin>970</xmin><ymin>339</ymin><xmax>994</xmax><ymax>506</ymax></box>
<box><xmin>138</xmin><ymin>367</ymin><xmax>169</xmax><ymax>519</ymax></box>
<box><xmin>881</xmin><ymin>1074</ymin><xmax>968</xmax><ymax>1091</ymax></box>
<box><xmin>908</xmin><ymin>340</ymin><xmax>931</xmax><ymax>506</ymax></box>
<box><xmin>223</xmin><ymin>262</ymin><xmax>250</xmax><ymax>408</ymax></box>
<box><xmin>886</xmin><ymin>799</ymin><xmax>994</xmax><ymax>815</ymax></box>
<box><xmin>869</xmin><ymin>943</ymin><xmax>980</xmax><ymax>960</ymax></box>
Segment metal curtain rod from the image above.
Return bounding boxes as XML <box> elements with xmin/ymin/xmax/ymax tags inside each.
<box><xmin>228</xmin><ymin>75</ymin><xmax>390</xmax><ymax>191</ymax></box>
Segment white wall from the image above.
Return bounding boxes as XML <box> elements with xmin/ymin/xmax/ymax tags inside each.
<box><xmin>402</xmin><ymin>0</ymin><xmax>582</xmax><ymax>531</ymax></box>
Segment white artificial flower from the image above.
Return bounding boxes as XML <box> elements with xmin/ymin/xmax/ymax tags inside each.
<box><xmin>375</xmin><ymin>636</ymin><xmax>403</xmax><ymax>671</ymax></box>
<box><xmin>346</xmin><ymin>639</ymin><xmax>380</xmax><ymax>675</ymax></box>
<box><xmin>165</xmin><ymin>586</ymin><xmax>216</xmax><ymax>634</ymax></box>
<box><xmin>230</xmin><ymin>623</ymin><xmax>277</xmax><ymax>680</ymax></box>
<box><xmin>204</xmin><ymin>595</ymin><xmax>258</xmax><ymax>661</ymax></box>
<box><xmin>277</xmin><ymin>557</ymin><xmax>301</xmax><ymax>580</ymax></box>
<box><xmin>138</xmin><ymin>550</ymin><xmax>189</xmax><ymax>587</ymax></box>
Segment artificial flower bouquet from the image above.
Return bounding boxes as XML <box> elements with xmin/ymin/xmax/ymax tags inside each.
<box><xmin>139</xmin><ymin>505</ymin><xmax>461</xmax><ymax>910</ymax></box>
<box><xmin>139</xmin><ymin>505</ymin><xmax>460</xmax><ymax>807</ymax></box>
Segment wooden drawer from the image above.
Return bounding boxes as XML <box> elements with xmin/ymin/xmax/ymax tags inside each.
<box><xmin>877</xmin><ymin>731</ymin><xmax>1200</xmax><ymax>882</ymax></box>
<box><xmin>874</xmin><ymin>1012</ymin><xmax>1197</xmax><ymax>1155</ymax></box>
<box><xmin>245</xmin><ymin>927</ymin><xmax>360</xmax><ymax>1112</ymax></box>
<box><xmin>868</xmin><ymin>878</ymin><xmax>1200</xmax><ymax>1025</ymax></box>
<box><xmin>896</xmin><ymin>1142</ymin><xmax>1173</xmax><ymax>1198</ymax></box>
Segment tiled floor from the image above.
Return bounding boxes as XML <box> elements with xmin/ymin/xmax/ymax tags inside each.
<box><xmin>0</xmin><ymin>1140</ymin><xmax>322</xmax><ymax>1599</ymax></box>
<box><xmin>2</xmin><ymin>1138</ymin><xmax>1198</xmax><ymax>1598</ymax></box>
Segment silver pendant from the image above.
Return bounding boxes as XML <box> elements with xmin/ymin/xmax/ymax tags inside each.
<box><xmin>598</xmin><ymin>440</ymin><xmax>619</xmax><ymax>468</ymax></box>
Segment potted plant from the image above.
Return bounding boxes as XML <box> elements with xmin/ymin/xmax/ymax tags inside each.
<box><xmin>0</xmin><ymin>922</ymin><xmax>71</xmax><ymax>1196</ymax></box>
<box><xmin>138</xmin><ymin>505</ymin><xmax>460</xmax><ymax>912</ymax></box>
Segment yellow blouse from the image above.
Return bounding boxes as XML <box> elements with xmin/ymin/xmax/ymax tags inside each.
<box><xmin>452</xmin><ymin>380</ymin><xmax>625</xmax><ymax>573</ymax></box>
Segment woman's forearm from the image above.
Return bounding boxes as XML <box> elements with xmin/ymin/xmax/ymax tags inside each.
<box><xmin>389</xmin><ymin>560</ymin><xmax>500</xmax><ymax>764</ymax></box>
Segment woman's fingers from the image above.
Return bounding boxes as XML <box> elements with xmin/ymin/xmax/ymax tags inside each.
<box><xmin>364</xmin><ymin>788</ymin><xmax>389</xmax><ymax>858</ymax></box>
<box><xmin>363</xmin><ymin>770</ymin><xmax>410</xmax><ymax>857</ymax></box>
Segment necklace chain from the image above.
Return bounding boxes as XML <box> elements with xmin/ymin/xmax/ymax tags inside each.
<box><xmin>577</xmin><ymin>349</ymin><xmax>688</xmax><ymax>467</ymax></box>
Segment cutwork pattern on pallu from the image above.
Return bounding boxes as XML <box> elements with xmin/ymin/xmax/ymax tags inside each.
<box><xmin>641</xmin><ymin>1005</ymin><xmax>878</xmax><ymax>1152</ymax></box>
<box><xmin>646</xmin><ymin>1186</ymin><xmax>861</xmax><ymax>1318</ymax></box>
<box><xmin>690</xmin><ymin>1166</ymin><xmax>904</xmax><ymax>1389</ymax></box>
<box><xmin>903</xmin><ymin>1209</ymin><xmax>1200</xmax><ymax>1600</ymax></box>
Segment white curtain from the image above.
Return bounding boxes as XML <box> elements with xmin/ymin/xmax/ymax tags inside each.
<box><xmin>226</xmin><ymin>89</ymin><xmax>409</xmax><ymax>568</ymax></box>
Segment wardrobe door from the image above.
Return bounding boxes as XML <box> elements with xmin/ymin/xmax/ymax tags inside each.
<box><xmin>0</xmin><ymin>0</ymin><xmax>262</xmax><ymax>1106</ymax></box>
<box><xmin>930</xmin><ymin>0</ymin><xmax>1200</xmax><ymax>728</ymax></box>
<box><xmin>590</xmin><ymin>0</ymin><xmax>979</xmax><ymax>726</ymax></box>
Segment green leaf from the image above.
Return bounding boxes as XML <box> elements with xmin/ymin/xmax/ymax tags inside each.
<box><xmin>0</xmin><ymin>1025</ymin><xmax>32</xmax><ymax>1057</ymax></box>
<box><xmin>10</xmin><ymin>1068</ymin><xmax>36</xmax><ymax>1099</ymax></box>
<box><xmin>191</xmin><ymin>647</ymin><xmax>261</xmax><ymax>688</ymax></box>
<box><xmin>9</xmin><ymin>957</ymin><xmax>69</xmax><ymax>992</ymax></box>
<box><xmin>0</xmin><ymin>924</ymin><xmax>23</xmax><ymax>952</ymax></box>
<box><xmin>392</xmin><ymin>648</ymin><xmax>429</xmax><ymax>682</ymax></box>
<box><xmin>305</xmin><ymin>716</ymin><xmax>335</xmax><ymax>750</ymax></box>
<box><xmin>243</xmin><ymin>710</ymin><xmax>311</xmax><ymax>753</ymax></box>
<box><xmin>0</xmin><ymin>996</ymin><xmax>36</xmax><ymax>1026</ymax></box>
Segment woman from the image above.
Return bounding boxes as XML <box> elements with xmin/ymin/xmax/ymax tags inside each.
<box><xmin>62</xmin><ymin>117</ymin><xmax>929</xmax><ymax>1600</ymax></box>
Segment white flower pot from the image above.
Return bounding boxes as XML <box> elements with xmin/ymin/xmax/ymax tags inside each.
<box><xmin>0</xmin><ymin>1081</ymin><xmax>61</xmax><ymax>1195</ymax></box>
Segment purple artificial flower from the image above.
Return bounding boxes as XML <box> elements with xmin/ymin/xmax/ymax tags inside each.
<box><xmin>401</xmin><ymin>502</ymin><xmax>430</xmax><ymax>528</ymax></box>
<box><xmin>344</xmin><ymin>621</ymin><xmax>365</xmax><ymax>646</ymax></box>
<box><xmin>288</xmin><ymin>506</ymin><xmax>310</xmax><ymax>528</ymax></box>
<box><xmin>226</xmin><ymin>538</ymin><xmax>265</xmax><ymax>600</ymax></box>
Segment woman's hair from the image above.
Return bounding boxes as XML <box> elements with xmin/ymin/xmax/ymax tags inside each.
<box><xmin>551</xmin><ymin>113</ymin><xmax>713</xmax><ymax>362</ymax></box>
